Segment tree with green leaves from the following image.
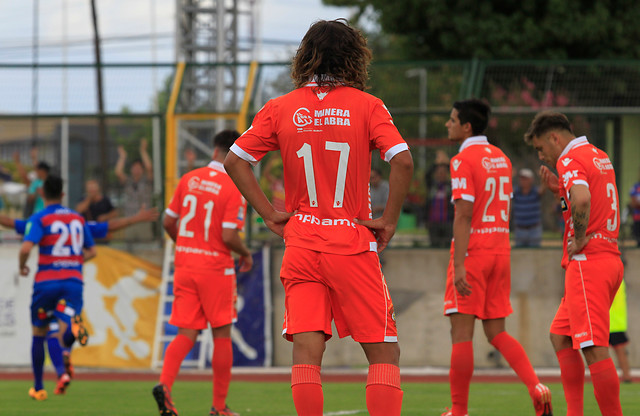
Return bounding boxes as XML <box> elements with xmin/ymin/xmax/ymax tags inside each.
<box><xmin>325</xmin><ymin>0</ymin><xmax>640</xmax><ymax>59</ymax></box>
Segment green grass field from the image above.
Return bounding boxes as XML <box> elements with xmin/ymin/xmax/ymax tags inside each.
<box><xmin>3</xmin><ymin>379</ymin><xmax>639</xmax><ymax>415</ymax></box>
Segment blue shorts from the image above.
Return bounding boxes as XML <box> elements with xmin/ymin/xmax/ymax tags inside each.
<box><xmin>30</xmin><ymin>279</ymin><xmax>83</xmax><ymax>328</ymax></box>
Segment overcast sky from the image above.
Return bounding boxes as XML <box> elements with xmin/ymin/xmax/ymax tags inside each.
<box><xmin>0</xmin><ymin>0</ymin><xmax>355</xmax><ymax>63</ymax></box>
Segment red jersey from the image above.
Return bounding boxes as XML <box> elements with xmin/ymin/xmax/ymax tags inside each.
<box><xmin>166</xmin><ymin>161</ymin><xmax>247</xmax><ymax>272</ymax></box>
<box><xmin>450</xmin><ymin>136</ymin><xmax>512</xmax><ymax>254</ymax></box>
<box><xmin>556</xmin><ymin>136</ymin><xmax>621</xmax><ymax>268</ymax></box>
<box><xmin>231</xmin><ymin>83</ymin><xmax>408</xmax><ymax>255</ymax></box>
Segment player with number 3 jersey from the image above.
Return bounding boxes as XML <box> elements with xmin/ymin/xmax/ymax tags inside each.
<box><xmin>441</xmin><ymin>100</ymin><xmax>551</xmax><ymax>416</ymax></box>
<box><xmin>525</xmin><ymin>112</ymin><xmax>623</xmax><ymax>416</ymax></box>
<box><xmin>225</xmin><ymin>19</ymin><xmax>413</xmax><ymax>416</ymax></box>
<box><xmin>20</xmin><ymin>175</ymin><xmax>96</xmax><ymax>400</ymax></box>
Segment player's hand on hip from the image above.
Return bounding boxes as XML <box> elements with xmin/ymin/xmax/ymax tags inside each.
<box><xmin>540</xmin><ymin>165</ymin><xmax>559</xmax><ymax>195</ymax></box>
<box><xmin>238</xmin><ymin>254</ymin><xmax>253</xmax><ymax>273</ymax></box>
<box><xmin>19</xmin><ymin>265</ymin><xmax>30</xmax><ymax>277</ymax></box>
<box><xmin>454</xmin><ymin>265</ymin><xmax>472</xmax><ymax>296</ymax></box>
<box><xmin>567</xmin><ymin>234</ymin><xmax>591</xmax><ymax>258</ymax></box>
<box><xmin>355</xmin><ymin>217</ymin><xmax>397</xmax><ymax>252</ymax></box>
<box><xmin>264</xmin><ymin>210</ymin><xmax>295</xmax><ymax>237</ymax></box>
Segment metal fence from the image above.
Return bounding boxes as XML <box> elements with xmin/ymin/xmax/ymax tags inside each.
<box><xmin>2</xmin><ymin>60</ymin><xmax>640</xmax><ymax>243</ymax></box>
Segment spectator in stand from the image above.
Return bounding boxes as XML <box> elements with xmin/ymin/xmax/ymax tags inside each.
<box><xmin>512</xmin><ymin>168</ymin><xmax>544</xmax><ymax>247</ymax></box>
<box><xmin>425</xmin><ymin>163</ymin><xmax>453</xmax><ymax>248</ymax></box>
<box><xmin>115</xmin><ymin>139</ymin><xmax>154</xmax><ymax>242</ymax></box>
<box><xmin>369</xmin><ymin>168</ymin><xmax>389</xmax><ymax>219</ymax></box>
<box><xmin>630</xmin><ymin>169</ymin><xmax>640</xmax><ymax>247</ymax></box>
<box><xmin>76</xmin><ymin>179</ymin><xmax>117</xmax><ymax>222</ymax></box>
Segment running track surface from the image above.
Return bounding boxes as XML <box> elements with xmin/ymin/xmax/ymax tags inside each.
<box><xmin>0</xmin><ymin>369</ymin><xmax>581</xmax><ymax>384</ymax></box>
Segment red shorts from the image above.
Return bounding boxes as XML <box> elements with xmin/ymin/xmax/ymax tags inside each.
<box><xmin>280</xmin><ymin>246</ymin><xmax>397</xmax><ymax>343</ymax></box>
<box><xmin>550</xmin><ymin>256</ymin><xmax>623</xmax><ymax>349</ymax></box>
<box><xmin>443</xmin><ymin>253</ymin><xmax>512</xmax><ymax>320</ymax></box>
<box><xmin>170</xmin><ymin>267</ymin><xmax>237</xmax><ymax>330</ymax></box>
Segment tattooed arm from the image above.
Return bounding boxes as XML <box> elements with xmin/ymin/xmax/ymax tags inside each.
<box><xmin>568</xmin><ymin>184</ymin><xmax>591</xmax><ymax>257</ymax></box>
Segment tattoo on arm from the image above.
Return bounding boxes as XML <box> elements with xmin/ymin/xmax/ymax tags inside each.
<box><xmin>571</xmin><ymin>204</ymin><xmax>589</xmax><ymax>239</ymax></box>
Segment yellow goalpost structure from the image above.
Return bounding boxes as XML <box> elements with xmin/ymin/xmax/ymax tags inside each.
<box><xmin>164</xmin><ymin>61</ymin><xmax>259</xmax><ymax>206</ymax></box>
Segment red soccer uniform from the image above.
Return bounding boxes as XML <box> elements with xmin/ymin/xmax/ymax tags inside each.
<box><xmin>449</xmin><ymin>136</ymin><xmax>512</xmax><ymax>254</ymax></box>
<box><xmin>231</xmin><ymin>83</ymin><xmax>407</xmax><ymax>342</ymax></box>
<box><xmin>166</xmin><ymin>161</ymin><xmax>247</xmax><ymax>273</ymax></box>
<box><xmin>231</xmin><ymin>83</ymin><xmax>408</xmax><ymax>255</ymax></box>
<box><xmin>551</xmin><ymin>136</ymin><xmax>623</xmax><ymax>349</ymax></box>
<box><xmin>165</xmin><ymin>161</ymin><xmax>247</xmax><ymax>329</ymax></box>
<box><xmin>555</xmin><ymin>136</ymin><xmax>621</xmax><ymax>268</ymax></box>
<box><xmin>444</xmin><ymin>136</ymin><xmax>513</xmax><ymax>318</ymax></box>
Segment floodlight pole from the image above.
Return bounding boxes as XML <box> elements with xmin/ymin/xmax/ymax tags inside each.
<box><xmin>90</xmin><ymin>0</ymin><xmax>108</xmax><ymax>191</ymax></box>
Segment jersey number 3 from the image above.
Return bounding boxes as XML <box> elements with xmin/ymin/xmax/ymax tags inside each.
<box><xmin>297</xmin><ymin>142</ymin><xmax>350</xmax><ymax>208</ymax></box>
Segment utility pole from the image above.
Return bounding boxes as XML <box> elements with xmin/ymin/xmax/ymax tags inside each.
<box><xmin>90</xmin><ymin>0</ymin><xmax>108</xmax><ymax>190</ymax></box>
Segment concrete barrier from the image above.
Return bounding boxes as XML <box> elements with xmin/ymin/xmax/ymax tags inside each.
<box><xmin>270</xmin><ymin>247</ymin><xmax>640</xmax><ymax>369</ymax></box>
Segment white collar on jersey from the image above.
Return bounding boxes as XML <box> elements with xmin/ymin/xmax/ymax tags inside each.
<box><xmin>559</xmin><ymin>136</ymin><xmax>589</xmax><ymax>159</ymax></box>
<box><xmin>459</xmin><ymin>135</ymin><xmax>489</xmax><ymax>152</ymax></box>
<box><xmin>208</xmin><ymin>160</ymin><xmax>226</xmax><ymax>173</ymax></box>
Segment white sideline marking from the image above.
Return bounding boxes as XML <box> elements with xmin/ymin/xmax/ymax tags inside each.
<box><xmin>325</xmin><ymin>411</ymin><xmax>366</xmax><ymax>415</ymax></box>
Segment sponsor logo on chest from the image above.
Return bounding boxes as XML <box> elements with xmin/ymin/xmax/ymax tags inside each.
<box><xmin>481</xmin><ymin>156</ymin><xmax>508</xmax><ymax>172</ymax></box>
<box><xmin>293</xmin><ymin>107</ymin><xmax>351</xmax><ymax>131</ymax></box>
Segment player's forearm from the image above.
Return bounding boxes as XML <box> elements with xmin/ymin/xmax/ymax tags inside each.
<box><xmin>163</xmin><ymin>215</ymin><xmax>178</xmax><ymax>242</ymax></box>
<box><xmin>0</xmin><ymin>214</ymin><xmax>16</xmax><ymax>229</ymax></box>
<box><xmin>452</xmin><ymin>215</ymin><xmax>471</xmax><ymax>268</ymax></box>
<box><xmin>97</xmin><ymin>210</ymin><xmax>118</xmax><ymax>222</ymax></box>
<box><xmin>225</xmin><ymin>154</ymin><xmax>277</xmax><ymax>220</ymax></box>
<box><xmin>570</xmin><ymin>185</ymin><xmax>591</xmax><ymax>240</ymax></box>
<box><xmin>222</xmin><ymin>229</ymin><xmax>251</xmax><ymax>258</ymax></box>
<box><xmin>383</xmin><ymin>150</ymin><xmax>414</xmax><ymax>224</ymax></box>
<box><xmin>18</xmin><ymin>243</ymin><xmax>32</xmax><ymax>270</ymax></box>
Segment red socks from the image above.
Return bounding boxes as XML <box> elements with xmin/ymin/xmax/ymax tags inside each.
<box><xmin>556</xmin><ymin>347</ymin><xmax>585</xmax><ymax>416</ymax></box>
<box><xmin>589</xmin><ymin>358</ymin><xmax>622</xmax><ymax>416</ymax></box>
<box><xmin>450</xmin><ymin>341</ymin><xmax>473</xmax><ymax>416</ymax></box>
<box><xmin>212</xmin><ymin>337</ymin><xmax>233</xmax><ymax>410</ymax></box>
<box><xmin>159</xmin><ymin>334</ymin><xmax>195</xmax><ymax>389</ymax></box>
<box><xmin>291</xmin><ymin>364</ymin><xmax>323</xmax><ymax>416</ymax></box>
<box><xmin>490</xmin><ymin>332</ymin><xmax>539</xmax><ymax>397</ymax></box>
<box><xmin>366</xmin><ymin>364</ymin><xmax>403</xmax><ymax>416</ymax></box>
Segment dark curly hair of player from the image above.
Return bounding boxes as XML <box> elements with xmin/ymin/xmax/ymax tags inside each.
<box><xmin>291</xmin><ymin>18</ymin><xmax>372</xmax><ymax>91</ymax></box>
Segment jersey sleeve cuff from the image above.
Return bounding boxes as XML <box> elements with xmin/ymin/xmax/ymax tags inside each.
<box><xmin>230</xmin><ymin>143</ymin><xmax>259</xmax><ymax>166</ymax></box>
<box><xmin>453</xmin><ymin>194</ymin><xmax>475</xmax><ymax>202</ymax></box>
<box><xmin>165</xmin><ymin>208</ymin><xmax>179</xmax><ymax>218</ymax></box>
<box><xmin>384</xmin><ymin>143</ymin><xmax>409</xmax><ymax>162</ymax></box>
<box><xmin>222</xmin><ymin>222</ymin><xmax>239</xmax><ymax>229</ymax></box>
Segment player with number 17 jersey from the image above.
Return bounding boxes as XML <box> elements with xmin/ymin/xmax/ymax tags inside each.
<box><xmin>165</xmin><ymin>161</ymin><xmax>247</xmax><ymax>273</ymax></box>
<box><xmin>231</xmin><ymin>83</ymin><xmax>408</xmax><ymax>255</ymax></box>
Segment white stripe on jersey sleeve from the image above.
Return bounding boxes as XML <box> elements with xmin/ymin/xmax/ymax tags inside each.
<box><xmin>165</xmin><ymin>208</ymin><xmax>179</xmax><ymax>218</ymax></box>
<box><xmin>230</xmin><ymin>143</ymin><xmax>259</xmax><ymax>166</ymax></box>
<box><xmin>222</xmin><ymin>222</ymin><xmax>238</xmax><ymax>229</ymax></box>
<box><xmin>384</xmin><ymin>143</ymin><xmax>409</xmax><ymax>162</ymax></box>
<box><xmin>460</xmin><ymin>194</ymin><xmax>475</xmax><ymax>202</ymax></box>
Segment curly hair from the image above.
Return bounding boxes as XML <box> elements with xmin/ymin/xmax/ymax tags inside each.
<box><xmin>291</xmin><ymin>19</ymin><xmax>372</xmax><ymax>91</ymax></box>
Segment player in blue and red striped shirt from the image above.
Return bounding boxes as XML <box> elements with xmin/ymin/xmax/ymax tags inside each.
<box><xmin>19</xmin><ymin>175</ymin><xmax>96</xmax><ymax>401</ymax></box>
